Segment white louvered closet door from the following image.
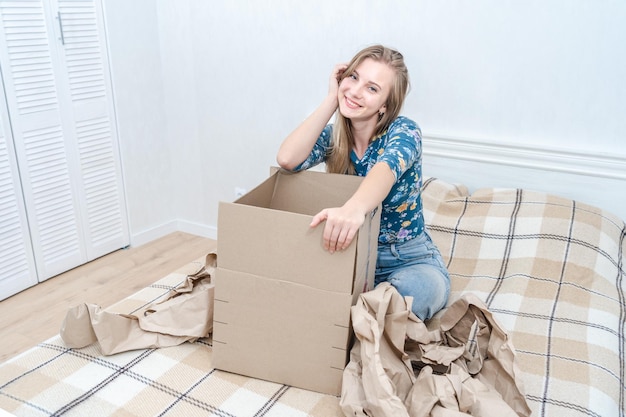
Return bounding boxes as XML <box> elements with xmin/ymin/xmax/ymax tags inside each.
<box><xmin>0</xmin><ymin>75</ymin><xmax>38</xmax><ymax>300</ymax></box>
<box><xmin>0</xmin><ymin>0</ymin><xmax>128</xmax><ymax>284</ymax></box>
<box><xmin>0</xmin><ymin>0</ymin><xmax>85</xmax><ymax>280</ymax></box>
<box><xmin>51</xmin><ymin>0</ymin><xmax>129</xmax><ymax>261</ymax></box>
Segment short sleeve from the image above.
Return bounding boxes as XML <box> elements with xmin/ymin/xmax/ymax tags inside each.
<box><xmin>292</xmin><ymin>124</ymin><xmax>333</xmax><ymax>172</ymax></box>
<box><xmin>376</xmin><ymin>117</ymin><xmax>421</xmax><ymax>180</ymax></box>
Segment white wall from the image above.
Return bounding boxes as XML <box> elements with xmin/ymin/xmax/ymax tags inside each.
<box><xmin>103</xmin><ymin>0</ymin><xmax>178</xmax><ymax>243</ymax></box>
<box><xmin>103</xmin><ymin>0</ymin><xmax>626</xmax><ymax>244</ymax></box>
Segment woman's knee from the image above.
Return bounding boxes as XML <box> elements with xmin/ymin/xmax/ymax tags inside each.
<box><xmin>386</xmin><ymin>267</ymin><xmax>449</xmax><ymax>320</ymax></box>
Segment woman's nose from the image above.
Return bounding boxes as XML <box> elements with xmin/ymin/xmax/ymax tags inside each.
<box><xmin>348</xmin><ymin>82</ymin><xmax>363</xmax><ymax>98</ymax></box>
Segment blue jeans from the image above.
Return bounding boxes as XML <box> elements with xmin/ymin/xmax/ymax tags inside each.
<box><xmin>375</xmin><ymin>231</ymin><xmax>450</xmax><ymax>321</ymax></box>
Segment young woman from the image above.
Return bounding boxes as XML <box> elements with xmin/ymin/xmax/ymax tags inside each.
<box><xmin>276</xmin><ymin>45</ymin><xmax>449</xmax><ymax>320</ymax></box>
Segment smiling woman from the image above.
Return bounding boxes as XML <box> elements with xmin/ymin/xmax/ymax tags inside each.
<box><xmin>336</xmin><ymin>59</ymin><xmax>393</xmax><ymax>126</ymax></box>
<box><xmin>276</xmin><ymin>44</ymin><xmax>449</xmax><ymax>321</ymax></box>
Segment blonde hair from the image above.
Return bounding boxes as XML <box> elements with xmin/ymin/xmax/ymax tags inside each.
<box><xmin>326</xmin><ymin>45</ymin><xmax>410</xmax><ymax>174</ymax></box>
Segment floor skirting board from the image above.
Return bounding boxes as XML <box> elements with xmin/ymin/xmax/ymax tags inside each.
<box><xmin>130</xmin><ymin>220</ymin><xmax>217</xmax><ymax>248</ymax></box>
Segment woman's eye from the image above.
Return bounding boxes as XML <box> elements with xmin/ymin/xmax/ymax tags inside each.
<box><xmin>369</xmin><ymin>86</ymin><xmax>378</xmax><ymax>93</ymax></box>
<box><xmin>350</xmin><ymin>74</ymin><xmax>357</xmax><ymax>80</ymax></box>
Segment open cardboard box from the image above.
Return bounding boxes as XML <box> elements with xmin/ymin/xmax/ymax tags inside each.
<box><xmin>213</xmin><ymin>168</ymin><xmax>381</xmax><ymax>396</ymax></box>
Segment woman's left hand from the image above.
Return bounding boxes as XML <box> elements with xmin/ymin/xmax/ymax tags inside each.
<box><xmin>310</xmin><ymin>205</ymin><xmax>366</xmax><ymax>253</ymax></box>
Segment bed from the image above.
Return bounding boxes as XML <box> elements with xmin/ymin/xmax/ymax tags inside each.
<box><xmin>420</xmin><ymin>177</ymin><xmax>625</xmax><ymax>416</ymax></box>
<box><xmin>0</xmin><ymin>177</ymin><xmax>624</xmax><ymax>416</ymax></box>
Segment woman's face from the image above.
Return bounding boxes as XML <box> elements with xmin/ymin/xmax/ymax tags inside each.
<box><xmin>338</xmin><ymin>58</ymin><xmax>395</xmax><ymax>123</ymax></box>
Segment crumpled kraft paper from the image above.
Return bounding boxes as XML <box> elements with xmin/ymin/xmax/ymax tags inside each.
<box><xmin>340</xmin><ymin>282</ymin><xmax>531</xmax><ymax>417</ymax></box>
<box><xmin>59</xmin><ymin>252</ymin><xmax>217</xmax><ymax>356</ymax></box>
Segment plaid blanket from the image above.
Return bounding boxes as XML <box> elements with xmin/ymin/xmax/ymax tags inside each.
<box><xmin>0</xmin><ymin>261</ymin><xmax>341</xmax><ymax>416</ymax></box>
<box><xmin>422</xmin><ymin>177</ymin><xmax>625</xmax><ymax>417</ymax></box>
<box><xmin>0</xmin><ymin>178</ymin><xmax>624</xmax><ymax>416</ymax></box>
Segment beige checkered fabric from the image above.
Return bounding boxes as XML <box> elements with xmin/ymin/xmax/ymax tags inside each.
<box><xmin>1</xmin><ymin>178</ymin><xmax>624</xmax><ymax>416</ymax></box>
<box><xmin>0</xmin><ymin>259</ymin><xmax>342</xmax><ymax>416</ymax></box>
<box><xmin>422</xmin><ymin>177</ymin><xmax>625</xmax><ymax>417</ymax></box>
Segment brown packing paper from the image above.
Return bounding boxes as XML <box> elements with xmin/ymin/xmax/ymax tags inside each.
<box><xmin>340</xmin><ymin>283</ymin><xmax>531</xmax><ymax>417</ymax></box>
<box><xmin>405</xmin><ymin>364</ymin><xmax>521</xmax><ymax>417</ymax></box>
<box><xmin>60</xmin><ymin>252</ymin><xmax>217</xmax><ymax>356</ymax></box>
<box><xmin>341</xmin><ymin>284</ymin><xmax>421</xmax><ymax>417</ymax></box>
<box><xmin>438</xmin><ymin>295</ymin><xmax>531</xmax><ymax>416</ymax></box>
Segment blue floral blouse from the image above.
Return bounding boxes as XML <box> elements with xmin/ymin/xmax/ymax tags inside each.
<box><xmin>293</xmin><ymin>116</ymin><xmax>424</xmax><ymax>244</ymax></box>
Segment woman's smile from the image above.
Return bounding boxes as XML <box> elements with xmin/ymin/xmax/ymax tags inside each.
<box><xmin>337</xmin><ymin>57</ymin><xmax>393</xmax><ymax>122</ymax></box>
<box><xmin>344</xmin><ymin>96</ymin><xmax>361</xmax><ymax>109</ymax></box>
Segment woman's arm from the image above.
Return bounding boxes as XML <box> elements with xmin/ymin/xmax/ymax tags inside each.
<box><xmin>310</xmin><ymin>161</ymin><xmax>395</xmax><ymax>253</ymax></box>
<box><xmin>276</xmin><ymin>64</ymin><xmax>347</xmax><ymax>170</ymax></box>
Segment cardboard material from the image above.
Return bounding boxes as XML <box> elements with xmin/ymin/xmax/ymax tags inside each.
<box><xmin>213</xmin><ymin>169</ymin><xmax>381</xmax><ymax>396</ymax></box>
<box><xmin>341</xmin><ymin>284</ymin><xmax>531</xmax><ymax>417</ymax></box>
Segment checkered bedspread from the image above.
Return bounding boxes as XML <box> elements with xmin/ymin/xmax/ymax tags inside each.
<box><xmin>0</xmin><ymin>262</ymin><xmax>342</xmax><ymax>417</ymax></box>
<box><xmin>422</xmin><ymin>177</ymin><xmax>625</xmax><ymax>417</ymax></box>
<box><xmin>0</xmin><ymin>178</ymin><xmax>624</xmax><ymax>416</ymax></box>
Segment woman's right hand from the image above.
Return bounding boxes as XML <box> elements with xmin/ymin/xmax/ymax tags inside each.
<box><xmin>276</xmin><ymin>62</ymin><xmax>347</xmax><ymax>170</ymax></box>
<box><xmin>329</xmin><ymin>63</ymin><xmax>348</xmax><ymax>98</ymax></box>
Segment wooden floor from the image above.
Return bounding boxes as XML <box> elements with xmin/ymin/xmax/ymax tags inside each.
<box><xmin>0</xmin><ymin>232</ymin><xmax>216</xmax><ymax>363</ymax></box>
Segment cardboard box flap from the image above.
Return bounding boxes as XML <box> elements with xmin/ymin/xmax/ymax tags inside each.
<box><xmin>353</xmin><ymin>208</ymin><xmax>380</xmax><ymax>301</ymax></box>
<box><xmin>217</xmin><ymin>169</ymin><xmax>379</xmax><ymax>293</ymax></box>
<box><xmin>235</xmin><ymin>172</ymin><xmax>277</xmax><ymax>208</ymax></box>
<box><xmin>213</xmin><ymin>334</ymin><xmax>345</xmax><ymax>395</ymax></box>
<box><xmin>270</xmin><ymin>169</ymin><xmax>364</xmax><ymax>215</ymax></box>
<box><xmin>218</xmin><ymin>202</ymin><xmax>360</xmax><ymax>293</ymax></box>
<box><xmin>214</xmin><ymin>268</ymin><xmax>354</xmax><ymax>331</ymax></box>
<box><xmin>213</xmin><ymin>268</ymin><xmax>352</xmax><ymax>395</ymax></box>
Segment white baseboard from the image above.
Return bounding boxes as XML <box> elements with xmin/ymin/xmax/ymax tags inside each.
<box><xmin>176</xmin><ymin>219</ymin><xmax>218</xmax><ymax>241</ymax></box>
<box><xmin>422</xmin><ymin>134</ymin><xmax>626</xmax><ymax>223</ymax></box>
<box><xmin>130</xmin><ymin>219</ymin><xmax>217</xmax><ymax>248</ymax></box>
